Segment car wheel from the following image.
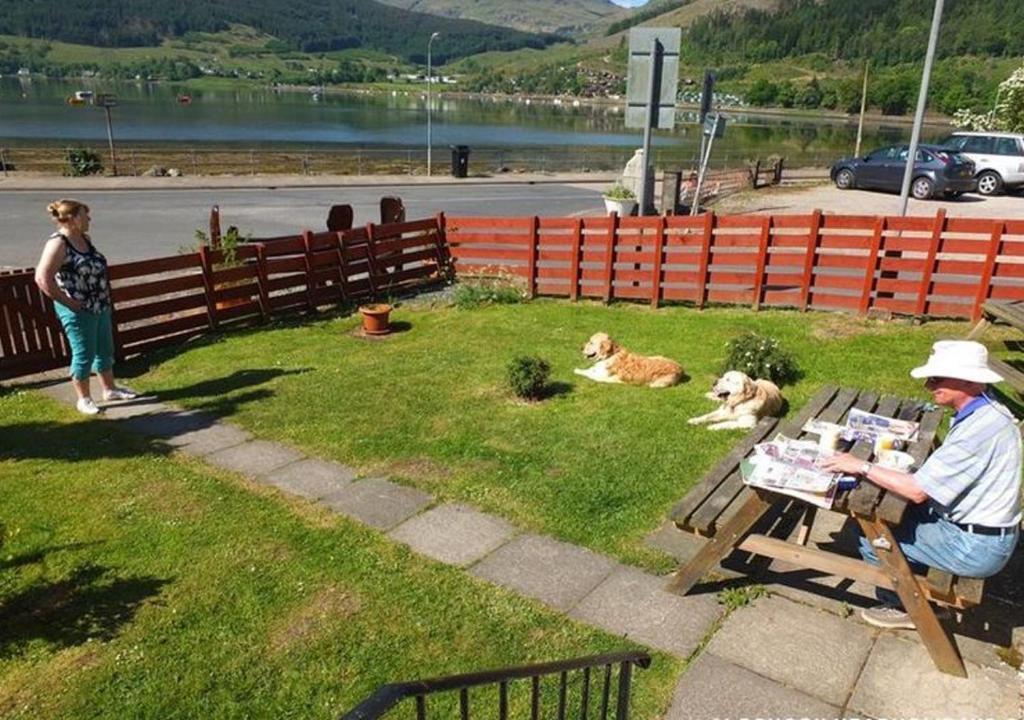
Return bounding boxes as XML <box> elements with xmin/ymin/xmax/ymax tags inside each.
<box><xmin>976</xmin><ymin>170</ymin><xmax>1003</xmax><ymax>196</ymax></box>
<box><xmin>834</xmin><ymin>168</ymin><xmax>855</xmax><ymax>190</ymax></box>
<box><xmin>911</xmin><ymin>177</ymin><xmax>934</xmax><ymax>200</ymax></box>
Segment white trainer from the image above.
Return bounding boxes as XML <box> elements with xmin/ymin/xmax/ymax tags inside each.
<box><xmin>76</xmin><ymin>397</ymin><xmax>101</xmax><ymax>416</ymax></box>
<box><xmin>103</xmin><ymin>387</ymin><xmax>138</xmax><ymax>402</ymax></box>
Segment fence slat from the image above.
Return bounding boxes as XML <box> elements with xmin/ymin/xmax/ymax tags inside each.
<box><xmin>800</xmin><ymin>209</ymin><xmax>823</xmax><ymax>311</ymax></box>
<box><xmin>751</xmin><ymin>216</ymin><xmax>771</xmax><ymax>311</ymax></box>
<box><xmin>915</xmin><ymin>209</ymin><xmax>946</xmax><ymax>318</ymax></box>
<box><xmin>696</xmin><ymin>212</ymin><xmax>715</xmax><ymax>309</ymax></box>
<box><xmin>972</xmin><ymin>220</ymin><xmax>1004</xmax><ymax>322</ymax></box>
<box><xmin>650</xmin><ymin>216</ymin><xmax>666</xmax><ymax>309</ymax></box>
<box><xmin>603</xmin><ymin>214</ymin><xmax>618</xmax><ymax>303</ymax></box>
<box><xmin>859</xmin><ymin>216</ymin><xmax>886</xmax><ymax>315</ymax></box>
<box><xmin>527</xmin><ymin>216</ymin><xmax>539</xmax><ymax>299</ymax></box>
<box><xmin>570</xmin><ymin>218</ymin><xmax>583</xmax><ymax>302</ymax></box>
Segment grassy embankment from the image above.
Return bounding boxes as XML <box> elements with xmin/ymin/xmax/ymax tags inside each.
<box><xmin>0</xmin><ymin>388</ymin><xmax>680</xmax><ymax>718</ymax></box>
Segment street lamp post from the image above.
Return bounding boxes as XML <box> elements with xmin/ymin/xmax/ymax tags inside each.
<box><xmin>426</xmin><ymin>32</ymin><xmax>440</xmax><ymax>177</ymax></box>
<box><xmin>898</xmin><ymin>0</ymin><xmax>944</xmax><ymax>216</ymax></box>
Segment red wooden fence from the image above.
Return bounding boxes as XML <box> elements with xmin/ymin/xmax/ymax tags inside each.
<box><xmin>0</xmin><ymin>215</ymin><xmax>451</xmax><ymax>380</ymax></box>
<box><xmin>445</xmin><ymin>210</ymin><xmax>1024</xmax><ymax>320</ymax></box>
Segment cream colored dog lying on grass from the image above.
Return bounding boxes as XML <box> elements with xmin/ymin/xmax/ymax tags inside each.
<box><xmin>688</xmin><ymin>370</ymin><xmax>784</xmax><ymax>430</ymax></box>
<box><xmin>574</xmin><ymin>332</ymin><xmax>684</xmax><ymax>388</ymax></box>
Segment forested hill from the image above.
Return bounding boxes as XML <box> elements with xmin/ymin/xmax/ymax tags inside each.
<box><xmin>0</xmin><ymin>0</ymin><xmax>561</xmax><ymax>62</ymax></box>
<box><xmin>374</xmin><ymin>0</ymin><xmax>625</xmax><ymax>37</ymax></box>
<box><xmin>680</xmin><ymin>0</ymin><xmax>1024</xmax><ymax>66</ymax></box>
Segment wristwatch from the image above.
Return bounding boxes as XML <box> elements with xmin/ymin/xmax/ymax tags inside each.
<box><xmin>859</xmin><ymin>461</ymin><xmax>872</xmax><ymax>476</ymax></box>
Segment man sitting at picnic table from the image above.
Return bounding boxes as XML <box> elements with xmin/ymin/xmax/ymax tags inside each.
<box><xmin>821</xmin><ymin>340</ymin><xmax>1021</xmax><ymax>629</ymax></box>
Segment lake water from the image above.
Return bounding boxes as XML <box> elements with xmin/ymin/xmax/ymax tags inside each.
<box><xmin>0</xmin><ymin>77</ymin><xmax>944</xmax><ymax>167</ymax></box>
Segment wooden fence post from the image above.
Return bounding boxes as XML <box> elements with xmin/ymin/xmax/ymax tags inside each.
<box><xmin>696</xmin><ymin>211</ymin><xmax>715</xmax><ymax>309</ymax></box>
<box><xmin>527</xmin><ymin>216</ymin><xmax>539</xmax><ymax>299</ymax></box>
<box><xmin>302</xmin><ymin>230</ymin><xmax>318</xmax><ymax>312</ymax></box>
<box><xmin>254</xmin><ymin>244</ymin><xmax>271</xmax><ymax>321</ymax></box>
<box><xmin>973</xmin><ymin>220</ymin><xmax>1004</xmax><ymax>322</ymax></box>
<box><xmin>859</xmin><ymin>216</ymin><xmax>885</xmax><ymax>316</ymax></box>
<box><xmin>433</xmin><ymin>211</ymin><xmax>453</xmax><ymax>282</ymax></box>
<box><xmin>751</xmin><ymin>216</ymin><xmax>771</xmax><ymax>311</ymax></box>
<box><xmin>198</xmin><ymin>246</ymin><xmax>219</xmax><ymax>330</ymax></box>
<box><xmin>603</xmin><ymin>213</ymin><xmax>619</xmax><ymax>303</ymax></box>
<box><xmin>570</xmin><ymin>218</ymin><xmax>583</xmax><ymax>302</ymax></box>
<box><xmin>914</xmin><ymin>209</ymin><xmax>946</xmax><ymax>319</ymax></box>
<box><xmin>799</xmin><ymin>209</ymin><xmax>822</xmax><ymax>311</ymax></box>
<box><xmin>651</xmin><ymin>216</ymin><xmax>666</xmax><ymax>309</ymax></box>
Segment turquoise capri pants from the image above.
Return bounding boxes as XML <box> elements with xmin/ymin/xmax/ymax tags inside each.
<box><xmin>53</xmin><ymin>304</ymin><xmax>115</xmax><ymax>381</ymax></box>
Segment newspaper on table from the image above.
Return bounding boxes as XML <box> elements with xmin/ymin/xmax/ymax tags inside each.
<box><xmin>743</xmin><ymin>434</ymin><xmax>839</xmax><ymax>508</ymax></box>
<box><xmin>802</xmin><ymin>410</ymin><xmax>920</xmax><ymax>446</ymax></box>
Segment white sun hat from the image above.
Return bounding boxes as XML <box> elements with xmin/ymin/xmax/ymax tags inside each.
<box><xmin>910</xmin><ymin>340</ymin><xmax>1004</xmax><ymax>384</ymax></box>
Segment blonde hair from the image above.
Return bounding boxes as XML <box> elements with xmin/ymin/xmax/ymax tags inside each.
<box><xmin>47</xmin><ymin>199</ymin><xmax>89</xmax><ymax>224</ymax></box>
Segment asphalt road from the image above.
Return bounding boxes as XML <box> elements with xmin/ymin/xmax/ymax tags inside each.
<box><xmin>0</xmin><ymin>183</ymin><xmax>603</xmax><ymax>269</ymax></box>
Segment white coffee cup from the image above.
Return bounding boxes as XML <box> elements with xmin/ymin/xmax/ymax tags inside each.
<box><xmin>876</xmin><ymin>449</ymin><xmax>915</xmax><ymax>472</ymax></box>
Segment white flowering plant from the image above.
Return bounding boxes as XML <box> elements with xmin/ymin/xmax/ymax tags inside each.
<box><xmin>952</xmin><ymin>63</ymin><xmax>1024</xmax><ymax>133</ymax></box>
<box><xmin>723</xmin><ymin>332</ymin><xmax>799</xmax><ymax>386</ymax></box>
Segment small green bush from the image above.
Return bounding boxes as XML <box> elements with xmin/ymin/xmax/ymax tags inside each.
<box><xmin>723</xmin><ymin>332</ymin><xmax>799</xmax><ymax>386</ymax></box>
<box><xmin>65</xmin><ymin>147</ymin><xmax>103</xmax><ymax>177</ymax></box>
<box><xmin>506</xmin><ymin>355</ymin><xmax>551</xmax><ymax>400</ymax></box>
<box><xmin>454</xmin><ymin>278</ymin><xmax>527</xmax><ymax>309</ymax></box>
<box><xmin>604</xmin><ymin>182</ymin><xmax>635</xmax><ymax>200</ymax></box>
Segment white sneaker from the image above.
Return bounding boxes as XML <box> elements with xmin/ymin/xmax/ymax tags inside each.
<box><xmin>861</xmin><ymin>604</ymin><xmax>915</xmax><ymax>629</ymax></box>
<box><xmin>76</xmin><ymin>397</ymin><xmax>101</xmax><ymax>416</ymax></box>
<box><xmin>103</xmin><ymin>386</ymin><xmax>138</xmax><ymax>402</ymax></box>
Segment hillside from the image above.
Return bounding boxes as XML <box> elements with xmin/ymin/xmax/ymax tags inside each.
<box><xmin>0</xmin><ymin>0</ymin><xmax>561</xmax><ymax>63</ymax></box>
<box><xmin>374</xmin><ymin>0</ymin><xmax>627</xmax><ymax>37</ymax></box>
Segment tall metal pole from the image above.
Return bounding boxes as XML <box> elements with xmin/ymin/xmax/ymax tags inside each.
<box><xmin>854</xmin><ymin>61</ymin><xmax>870</xmax><ymax>158</ymax></box>
<box><xmin>898</xmin><ymin>0</ymin><xmax>944</xmax><ymax>216</ymax></box>
<box><xmin>103</xmin><ymin>105</ymin><xmax>117</xmax><ymax>176</ymax></box>
<box><xmin>638</xmin><ymin>38</ymin><xmax>662</xmax><ymax>217</ymax></box>
<box><xmin>426</xmin><ymin>32</ymin><xmax>439</xmax><ymax>177</ymax></box>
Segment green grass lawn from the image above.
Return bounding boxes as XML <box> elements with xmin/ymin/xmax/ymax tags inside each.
<box><xmin>127</xmin><ymin>300</ymin><xmax>1001</xmax><ymax>569</ymax></box>
<box><xmin>0</xmin><ymin>389</ymin><xmax>679</xmax><ymax>718</ymax></box>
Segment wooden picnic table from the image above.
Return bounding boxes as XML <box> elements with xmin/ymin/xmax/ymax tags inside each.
<box><xmin>667</xmin><ymin>385</ymin><xmax>984</xmax><ymax>678</ymax></box>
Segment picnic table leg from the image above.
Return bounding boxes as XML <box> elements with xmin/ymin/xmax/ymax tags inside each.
<box><xmin>666</xmin><ymin>493</ymin><xmax>772</xmax><ymax>596</ymax></box>
<box><xmin>795</xmin><ymin>507</ymin><xmax>817</xmax><ymax>547</ymax></box>
<box><xmin>965</xmin><ymin>317</ymin><xmax>989</xmax><ymax>341</ymax></box>
<box><xmin>857</xmin><ymin>518</ymin><xmax>967</xmax><ymax>677</ymax></box>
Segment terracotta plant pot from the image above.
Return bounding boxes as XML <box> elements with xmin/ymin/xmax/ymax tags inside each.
<box><xmin>359</xmin><ymin>303</ymin><xmax>393</xmax><ymax>335</ymax></box>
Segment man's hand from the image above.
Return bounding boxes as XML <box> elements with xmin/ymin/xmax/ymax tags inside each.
<box><xmin>819</xmin><ymin>452</ymin><xmax>865</xmax><ymax>475</ymax></box>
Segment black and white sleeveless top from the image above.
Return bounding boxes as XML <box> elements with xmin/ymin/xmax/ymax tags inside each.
<box><xmin>52</xmin><ymin>233</ymin><xmax>111</xmax><ymax>313</ymax></box>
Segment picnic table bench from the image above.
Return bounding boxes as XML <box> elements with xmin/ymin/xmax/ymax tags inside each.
<box><xmin>667</xmin><ymin>385</ymin><xmax>986</xmax><ymax>677</ymax></box>
<box><xmin>967</xmin><ymin>300</ymin><xmax>1024</xmax><ymax>395</ymax></box>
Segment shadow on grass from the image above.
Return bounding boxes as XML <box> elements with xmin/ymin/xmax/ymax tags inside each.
<box><xmin>539</xmin><ymin>381</ymin><xmax>574</xmax><ymax>400</ymax></box>
<box><xmin>0</xmin><ymin>563</ymin><xmax>169</xmax><ymax>654</ymax></box>
<box><xmin>142</xmin><ymin>368</ymin><xmax>311</xmax><ymax>404</ymax></box>
<box><xmin>0</xmin><ymin>542</ymin><xmax>105</xmax><ymax>571</ymax></box>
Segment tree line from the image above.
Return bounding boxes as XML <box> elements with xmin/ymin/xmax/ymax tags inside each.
<box><xmin>0</xmin><ymin>0</ymin><xmax>562</xmax><ymax>63</ymax></box>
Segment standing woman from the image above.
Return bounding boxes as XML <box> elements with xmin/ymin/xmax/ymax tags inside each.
<box><xmin>34</xmin><ymin>199</ymin><xmax>136</xmax><ymax>415</ymax></box>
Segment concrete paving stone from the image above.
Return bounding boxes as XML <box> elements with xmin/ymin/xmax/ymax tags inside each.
<box><xmin>706</xmin><ymin>594</ymin><xmax>875</xmax><ymax>706</ymax></box>
<box><xmin>643</xmin><ymin>521</ymin><xmax>743</xmax><ymax>579</ymax></box>
<box><xmin>204</xmin><ymin>440</ymin><xmax>305</xmax><ymax>478</ymax></box>
<box><xmin>849</xmin><ymin>634</ymin><xmax>1020</xmax><ymax>720</ymax></box>
<box><xmin>101</xmin><ymin>397</ymin><xmax>168</xmax><ymax>419</ymax></box>
<box><xmin>123</xmin><ymin>410</ymin><xmax>216</xmax><ymax>438</ymax></box>
<box><xmin>320</xmin><ymin>478</ymin><xmax>433</xmax><ymax>531</ymax></box>
<box><xmin>763</xmin><ymin>567</ymin><xmax>879</xmax><ymax>616</ymax></box>
<box><xmin>263</xmin><ymin>458</ymin><xmax>357</xmax><ymax>500</ymax></box>
<box><xmin>388</xmin><ymin>504</ymin><xmax>516</xmax><ymax>567</ymax></box>
<box><xmin>470</xmin><ymin>534</ymin><xmax>618</xmax><ymax>612</ymax></box>
<box><xmin>665</xmin><ymin>652</ymin><xmax>842</xmax><ymax>720</ymax></box>
<box><xmin>36</xmin><ymin>380</ymin><xmax>77</xmax><ymax>405</ymax></box>
<box><xmin>569</xmin><ymin>566</ymin><xmax>723</xmax><ymax>658</ymax></box>
<box><xmin>165</xmin><ymin>423</ymin><xmax>253</xmax><ymax>456</ymax></box>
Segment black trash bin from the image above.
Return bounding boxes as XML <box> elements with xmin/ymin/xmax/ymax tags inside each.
<box><xmin>450</xmin><ymin>145</ymin><xmax>470</xmax><ymax>178</ymax></box>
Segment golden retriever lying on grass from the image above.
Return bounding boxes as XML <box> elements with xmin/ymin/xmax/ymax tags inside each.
<box><xmin>688</xmin><ymin>370</ymin><xmax>784</xmax><ymax>430</ymax></box>
<box><xmin>574</xmin><ymin>332</ymin><xmax>683</xmax><ymax>388</ymax></box>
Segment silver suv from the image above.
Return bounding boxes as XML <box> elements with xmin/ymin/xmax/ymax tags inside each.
<box><xmin>939</xmin><ymin>131</ymin><xmax>1024</xmax><ymax>195</ymax></box>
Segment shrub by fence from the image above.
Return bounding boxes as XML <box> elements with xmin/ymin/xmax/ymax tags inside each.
<box><xmin>445</xmin><ymin>210</ymin><xmax>1024</xmax><ymax>320</ymax></box>
<box><xmin>0</xmin><ymin>215</ymin><xmax>451</xmax><ymax>380</ymax></box>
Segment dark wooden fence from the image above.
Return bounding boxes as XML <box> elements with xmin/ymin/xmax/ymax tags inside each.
<box><xmin>445</xmin><ymin>210</ymin><xmax>1024</xmax><ymax>320</ymax></box>
<box><xmin>0</xmin><ymin>215</ymin><xmax>451</xmax><ymax>380</ymax></box>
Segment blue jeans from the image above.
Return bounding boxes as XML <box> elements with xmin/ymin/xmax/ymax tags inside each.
<box><xmin>859</xmin><ymin>504</ymin><xmax>1018</xmax><ymax>607</ymax></box>
<box><xmin>54</xmin><ymin>304</ymin><xmax>114</xmax><ymax>381</ymax></box>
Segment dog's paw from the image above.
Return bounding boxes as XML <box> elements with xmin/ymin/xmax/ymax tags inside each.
<box><xmin>687</xmin><ymin>417</ymin><xmax>702</xmax><ymax>425</ymax></box>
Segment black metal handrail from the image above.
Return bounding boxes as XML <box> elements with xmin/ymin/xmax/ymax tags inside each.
<box><xmin>341</xmin><ymin>650</ymin><xmax>652</xmax><ymax>720</ymax></box>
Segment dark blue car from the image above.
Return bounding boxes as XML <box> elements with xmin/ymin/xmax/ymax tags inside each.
<box><xmin>830</xmin><ymin>144</ymin><xmax>977</xmax><ymax>200</ymax></box>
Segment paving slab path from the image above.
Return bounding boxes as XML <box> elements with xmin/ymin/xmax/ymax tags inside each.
<box><xmin>24</xmin><ymin>379</ymin><xmax>1024</xmax><ymax>720</ymax></box>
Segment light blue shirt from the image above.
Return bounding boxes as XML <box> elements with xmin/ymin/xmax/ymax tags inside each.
<box><xmin>914</xmin><ymin>397</ymin><xmax>1022</xmax><ymax>527</ymax></box>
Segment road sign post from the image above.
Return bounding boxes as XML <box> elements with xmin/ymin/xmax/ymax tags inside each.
<box><xmin>626</xmin><ymin>27</ymin><xmax>680</xmax><ymax>216</ymax></box>
<box><xmin>94</xmin><ymin>94</ymin><xmax>118</xmax><ymax>176</ymax></box>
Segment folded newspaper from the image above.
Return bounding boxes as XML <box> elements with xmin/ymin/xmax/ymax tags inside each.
<box><xmin>743</xmin><ymin>434</ymin><xmax>840</xmax><ymax>508</ymax></box>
